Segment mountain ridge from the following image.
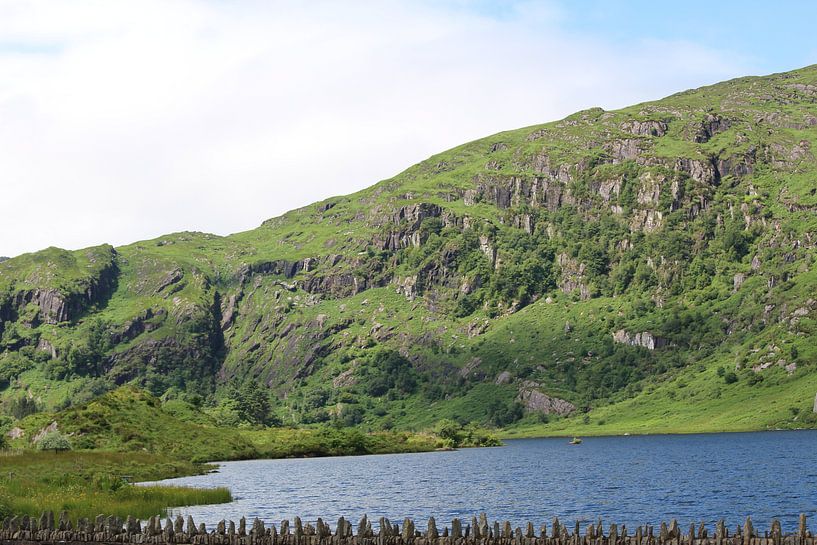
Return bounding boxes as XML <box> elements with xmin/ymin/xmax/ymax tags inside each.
<box><xmin>2</xmin><ymin>64</ymin><xmax>817</xmax><ymax>434</ymax></box>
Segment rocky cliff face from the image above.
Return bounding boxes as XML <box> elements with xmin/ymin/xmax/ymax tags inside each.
<box><xmin>2</xmin><ymin>66</ymin><xmax>817</xmax><ymax>428</ymax></box>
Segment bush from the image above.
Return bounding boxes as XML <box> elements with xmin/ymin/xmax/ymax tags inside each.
<box><xmin>9</xmin><ymin>396</ymin><xmax>38</xmax><ymax>420</ymax></box>
<box><xmin>723</xmin><ymin>372</ymin><xmax>739</xmax><ymax>384</ymax></box>
<box><xmin>746</xmin><ymin>372</ymin><xmax>764</xmax><ymax>385</ymax></box>
<box><xmin>36</xmin><ymin>431</ymin><xmax>72</xmax><ymax>453</ymax></box>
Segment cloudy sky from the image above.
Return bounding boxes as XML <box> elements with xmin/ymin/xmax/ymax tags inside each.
<box><xmin>1</xmin><ymin>0</ymin><xmax>815</xmax><ymax>258</ymax></box>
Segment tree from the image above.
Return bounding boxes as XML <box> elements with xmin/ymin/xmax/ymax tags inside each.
<box><xmin>222</xmin><ymin>380</ymin><xmax>273</xmax><ymax>427</ymax></box>
<box><xmin>36</xmin><ymin>431</ymin><xmax>72</xmax><ymax>453</ymax></box>
<box><xmin>9</xmin><ymin>396</ymin><xmax>38</xmax><ymax>420</ymax></box>
<box><xmin>433</xmin><ymin>419</ymin><xmax>462</xmax><ymax>447</ymax></box>
<box><xmin>236</xmin><ymin>381</ymin><xmax>271</xmax><ymax>426</ymax></box>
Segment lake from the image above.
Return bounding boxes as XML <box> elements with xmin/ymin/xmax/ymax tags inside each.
<box><xmin>142</xmin><ymin>431</ymin><xmax>817</xmax><ymax>531</ymax></box>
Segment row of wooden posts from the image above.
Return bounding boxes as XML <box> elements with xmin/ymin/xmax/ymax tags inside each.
<box><xmin>0</xmin><ymin>512</ymin><xmax>814</xmax><ymax>545</ymax></box>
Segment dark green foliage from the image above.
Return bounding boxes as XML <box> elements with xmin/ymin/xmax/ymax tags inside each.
<box><xmin>228</xmin><ymin>380</ymin><xmax>273</xmax><ymax>426</ymax></box>
<box><xmin>8</xmin><ymin>395</ymin><xmax>38</xmax><ymax>419</ymax></box>
<box><xmin>358</xmin><ymin>350</ymin><xmax>418</xmax><ymax>398</ymax></box>
<box><xmin>485</xmin><ymin>398</ymin><xmax>524</xmax><ymax>427</ymax></box>
<box><xmin>489</xmin><ymin>230</ymin><xmax>555</xmax><ymax>304</ymax></box>
<box><xmin>0</xmin><ymin>352</ymin><xmax>34</xmax><ymax>388</ymax></box>
<box><xmin>432</xmin><ymin>418</ymin><xmax>501</xmax><ymax>448</ymax></box>
<box><xmin>333</xmin><ymin>404</ymin><xmax>365</xmax><ymax>427</ymax></box>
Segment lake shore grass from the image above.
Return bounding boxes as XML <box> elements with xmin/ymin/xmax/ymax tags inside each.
<box><xmin>0</xmin><ymin>423</ymin><xmax>500</xmax><ymax>520</ymax></box>
<box><xmin>0</xmin><ymin>451</ymin><xmax>231</xmax><ymax>520</ymax></box>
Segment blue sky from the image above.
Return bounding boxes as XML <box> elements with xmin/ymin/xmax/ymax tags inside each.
<box><xmin>457</xmin><ymin>0</ymin><xmax>816</xmax><ymax>73</ymax></box>
<box><xmin>554</xmin><ymin>0</ymin><xmax>817</xmax><ymax>73</ymax></box>
<box><xmin>0</xmin><ymin>0</ymin><xmax>814</xmax><ymax>257</ymax></box>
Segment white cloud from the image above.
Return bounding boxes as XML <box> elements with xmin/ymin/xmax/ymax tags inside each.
<box><xmin>0</xmin><ymin>0</ymin><xmax>754</xmax><ymax>257</ymax></box>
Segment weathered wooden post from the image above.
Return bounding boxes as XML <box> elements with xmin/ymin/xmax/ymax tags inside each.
<box><xmin>744</xmin><ymin>517</ymin><xmax>753</xmax><ymax>545</ymax></box>
<box><xmin>422</xmin><ymin>517</ymin><xmax>435</xmax><ymax>540</ymax></box>
<box><xmin>164</xmin><ymin>517</ymin><xmax>175</xmax><ymax>540</ymax></box>
<box><xmin>402</xmin><ymin>518</ymin><xmax>415</xmax><ymax>542</ymax></box>
<box><xmin>524</xmin><ymin>522</ymin><xmax>534</xmax><ymax>539</ymax></box>
<box><xmin>452</xmin><ymin>518</ymin><xmax>463</xmax><ymax>539</ymax></box>
<box><xmin>59</xmin><ymin>511</ymin><xmax>71</xmax><ymax>532</ymax></box>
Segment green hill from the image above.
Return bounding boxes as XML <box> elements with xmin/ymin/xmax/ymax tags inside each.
<box><xmin>3</xmin><ymin>65</ymin><xmax>817</xmax><ymax>436</ymax></box>
<box><xmin>13</xmin><ymin>386</ymin><xmax>258</xmax><ymax>461</ymax></box>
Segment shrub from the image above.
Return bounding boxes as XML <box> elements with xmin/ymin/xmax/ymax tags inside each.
<box><xmin>36</xmin><ymin>431</ymin><xmax>72</xmax><ymax>453</ymax></box>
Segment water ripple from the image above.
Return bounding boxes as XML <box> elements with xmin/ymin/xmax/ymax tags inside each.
<box><xmin>141</xmin><ymin>431</ymin><xmax>817</xmax><ymax>531</ymax></box>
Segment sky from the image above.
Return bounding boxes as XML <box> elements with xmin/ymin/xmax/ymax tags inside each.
<box><xmin>1</xmin><ymin>0</ymin><xmax>815</xmax><ymax>258</ymax></box>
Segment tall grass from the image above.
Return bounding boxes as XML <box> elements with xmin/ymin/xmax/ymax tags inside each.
<box><xmin>0</xmin><ymin>451</ymin><xmax>231</xmax><ymax>520</ymax></box>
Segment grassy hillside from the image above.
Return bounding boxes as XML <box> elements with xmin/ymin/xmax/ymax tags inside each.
<box><xmin>2</xmin><ymin>65</ymin><xmax>817</xmax><ymax>436</ymax></box>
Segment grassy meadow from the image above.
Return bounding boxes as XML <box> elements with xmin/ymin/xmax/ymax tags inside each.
<box><xmin>0</xmin><ymin>451</ymin><xmax>230</xmax><ymax>520</ymax></box>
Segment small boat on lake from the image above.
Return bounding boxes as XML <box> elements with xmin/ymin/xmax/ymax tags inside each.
<box><xmin>569</xmin><ymin>437</ymin><xmax>582</xmax><ymax>445</ymax></box>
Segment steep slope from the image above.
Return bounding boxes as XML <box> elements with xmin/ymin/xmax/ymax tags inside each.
<box><xmin>2</xmin><ymin>65</ymin><xmax>817</xmax><ymax>432</ymax></box>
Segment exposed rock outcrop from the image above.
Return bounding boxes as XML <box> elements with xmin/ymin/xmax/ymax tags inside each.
<box><xmin>32</xmin><ymin>421</ymin><xmax>60</xmax><ymax>444</ymax></box>
<box><xmin>6</xmin><ymin>252</ymin><xmax>118</xmax><ymax>325</ymax></box>
<box><xmin>111</xmin><ymin>309</ymin><xmax>165</xmax><ymax>343</ymax></box>
<box><xmin>377</xmin><ymin>203</ymin><xmax>444</xmax><ymax>251</ymax></box>
<box><xmin>516</xmin><ymin>382</ymin><xmax>575</xmax><ymax>415</ymax></box>
<box><xmin>557</xmin><ymin>253</ymin><xmax>589</xmax><ymax>300</ymax></box>
<box><xmin>612</xmin><ymin>329</ymin><xmax>668</xmax><ymax>350</ymax></box>
<box><xmin>693</xmin><ymin>113</ymin><xmax>731</xmax><ymax>143</ymax></box>
<box><xmin>620</xmin><ymin>119</ymin><xmax>668</xmax><ymax>137</ymax></box>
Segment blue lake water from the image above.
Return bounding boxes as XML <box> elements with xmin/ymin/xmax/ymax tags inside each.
<box><xmin>143</xmin><ymin>431</ymin><xmax>817</xmax><ymax>531</ymax></box>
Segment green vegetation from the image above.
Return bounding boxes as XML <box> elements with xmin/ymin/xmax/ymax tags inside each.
<box><xmin>0</xmin><ymin>451</ymin><xmax>231</xmax><ymax>521</ymax></box>
<box><xmin>36</xmin><ymin>430</ymin><xmax>71</xmax><ymax>452</ymax></box>
<box><xmin>0</xmin><ymin>387</ymin><xmax>498</xmax><ymax>520</ymax></box>
<box><xmin>2</xmin><ymin>65</ymin><xmax>817</xmax><ymax>466</ymax></box>
<box><xmin>13</xmin><ymin>386</ymin><xmax>259</xmax><ymax>463</ymax></box>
